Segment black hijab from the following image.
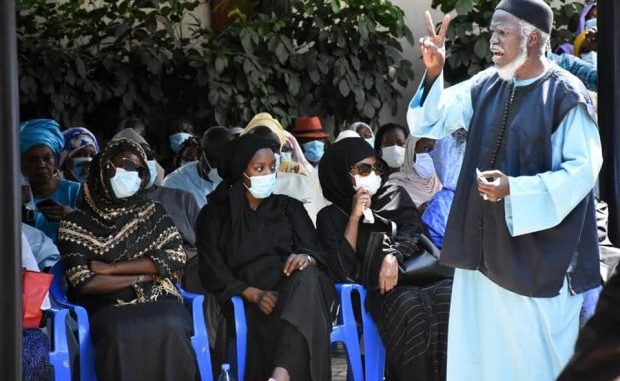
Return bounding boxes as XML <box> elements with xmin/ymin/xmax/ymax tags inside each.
<box><xmin>319</xmin><ymin>137</ymin><xmax>377</xmax><ymax>212</ymax></box>
<box><xmin>209</xmin><ymin>133</ymin><xmax>279</xmax><ymax>204</ymax></box>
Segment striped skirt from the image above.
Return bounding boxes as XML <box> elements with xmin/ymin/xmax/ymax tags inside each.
<box><xmin>366</xmin><ymin>279</ymin><xmax>452</xmax><ymax>381</ymax></box>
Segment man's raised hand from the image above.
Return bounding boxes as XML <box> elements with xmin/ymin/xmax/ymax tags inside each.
<box><xmin>420</xmin><ymin>11</ymin><xmax>451</xmax><ymax>84</ymax></box>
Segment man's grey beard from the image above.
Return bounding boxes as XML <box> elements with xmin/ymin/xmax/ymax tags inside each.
<box><xmin>496</xmin><ymin>39</ymin><xmax>528</xmax><ymax>81</ymax></box>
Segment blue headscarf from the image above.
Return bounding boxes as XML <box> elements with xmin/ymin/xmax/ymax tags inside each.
<box><xmin>20</xmin><ymin>119</ymin><xmax>65</xmax><ymax>159</ymax></box>
<box><xmin>59</xmin><ymin>127</ymin><xmax>100</xmax><ymax>168</ymax></box>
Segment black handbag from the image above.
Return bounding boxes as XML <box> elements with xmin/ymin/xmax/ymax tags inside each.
<box><xmin>361</xmin><ymin>229</ymin><xmax>453</xmax><ymax>289</ymax></box>
<box><xmin>397</xmin><ymin>233</ymin><xmax>454</xmax><ymax>285</ymax></box>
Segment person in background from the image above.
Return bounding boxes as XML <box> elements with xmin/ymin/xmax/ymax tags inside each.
<box><xmin>168</xmin><ymin>118</ymin><xmax>195</xmax><ymax>154</ymax></box>
<box><xmin>281</xmin><ymin>130</ymin><xmax>315</xmax><ymax>176</ymax></box>
<box><xmin>58</xmin><ymin>138</ymin><xmax>198</xmax><ymax>381</ymax></box>
<box><xmin>374</xmin><ymin>123</ymin><xmax>410</xmax><ymax>176</ymax></box>
<box><xmin>59</xmin><ymin>127</ymin><xmax>100</xmax><ymax>183</ymax></box>
<box><xmin>197</xmin><ymin>134</ymin><xmax>334</xmax><ymax>381</ymax></box>
<box><xmin>292</xmin><ymin>116</ymin><xmax>329</xmax><ymax>176</ymax></box>
<box><xmin>576</xmin><ymin>1</ymin><xmax>597</xmax><ymax>36</ymax></box>
<box><xmin>350</xmin><ymin>121</ymin><xmax>375</xmax><ymax>147</ymax></box>
<box><xmin>173</xmin><ymin>136</ymin><xmax>201</xmax><ymax>170</ymax></box>
<box><xmin>386</xmin><ymin>135</ymin><xmax>442</xmax><ymax>214</ymax></box>
<box><xmin>317</xmin><ymin>138</ymin><xmax>452</xmax><ymax>381</ymax></box>
<box><xmin>22</xmin><ymin>232</ymin><xmax>54</xmax><ymax>381</ymax></box>
<box><xmin>22</xmin><ymin>223</ymin><xmax>60</xmax><ymax>272</ymax></box>
<box><xmin>410</xmin><ymin>3</ymin><xmax>601</xmax><ymax>379</ymax></box>
<box><xmin>334</xmin><ymin>129</ymin><xmax>360</xmax><ymax>143</ymax></box>
<box><xmin>420</xmin><ymin>130</ymin><xmax>467</xmax><ymax>247</ymax></box>
<box><xmin>547</xmin><ymin>51</ymin><xmax>597</xmax><ymax>91</ymax></box>
<box><xmin>20</xmin><ymin>119</ymin><xmax>81</xmax><ymax>242</ymax></box>
<box><xmin>163</xmin><ymin>127</ymin><xmax>233</xmax><ymax>208</ymax></box>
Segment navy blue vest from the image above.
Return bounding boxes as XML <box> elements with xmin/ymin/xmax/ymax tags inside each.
<box><xmin>441</xmin><ymin>66</ymin><xmax>600</xmax><ymax>297</ymax></box>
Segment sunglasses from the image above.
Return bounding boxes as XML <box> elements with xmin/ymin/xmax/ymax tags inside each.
<box><xmin>350</xmin><ymin>162</ymin><xmax>384</xmax><ymax>177</ymax></box>
<box><xmin>111</xmin><ymin>158</ymin><xmax>146</xmax><ymax>176</ymax></box>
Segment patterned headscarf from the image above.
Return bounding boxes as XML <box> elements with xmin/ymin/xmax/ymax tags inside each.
<box><xmin>81</xmin><ymin>138</ymin><xmax>150</xmax><ymax>222</ymax></box>
<box><xmin>20</xmin><ymin>119</ymin><xmax>65</xmax><ymax>159</ymax></box>
<box><xmin>59</xmin><ymin>127</ymin><xmax>100</xmax><ymax>168</ymax></box>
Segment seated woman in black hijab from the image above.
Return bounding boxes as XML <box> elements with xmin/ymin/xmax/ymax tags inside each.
<box><xmin>57</xmin><ymin>138</ymin><xmax>198</xmax><ymax>381</ymax></box>
<box><xmin>196</xmin><ymin>134</ymin><xmax>335</xmax><ymax>381</ymax></box>
<box><xmin>316</xmin><ymin>138</ymin><xmax>452</xmax><ymax>381</ymax></box>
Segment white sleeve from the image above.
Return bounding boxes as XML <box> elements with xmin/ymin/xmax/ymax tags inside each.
<box><xmin>407</xmin><ymin>71</ymin><xmax>475</xmax><ymax>139</ymax></box>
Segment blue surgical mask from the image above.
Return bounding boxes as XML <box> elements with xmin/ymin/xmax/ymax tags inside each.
<box><xmin>581</xmin><ymin>51</ymin><xmax>597</xmax><ymax>66</ymax></box>
<box><xmin>274</xmin><ymin>153</ymin><xmax>282</xmax><ymax>171</ymax></box>
<box><xmin>243</xmin><ymin>172</ymin><xmax>276</xmax><ymax>199</ymax></box>
<box><xmin>585</xmin><ymin>17</ymin><xmax>597</xmax><ymax>30</ymax></box>
<box><xmin>302</xmin><ymin>140</ymin><xmax>325</xmax><ymax>163</ymax></box>
<box><xmin>110</xmin><ymin>167</ymin><xmax>142</xmax><ymax>198</ymax></box>
<box><xmin>169</xmin><ymin>132</ymin><xmax>192</xmax><ymax>153</ymax></box>
<box><xmin>70</xmin><ymin>157</ymin><xmax>92</xmax><ymax>182</ymax></box>
<box><xmin>145</xmin><ymin>160</ymin><xmax>158</xmax><ymax>189</ymax></box>
<box><xmin>281</xmin><ymin>151</ymin><xmax>293</xmax><ymax>162</ymax></box>
<box><xmin>207</xmin><ymin>167</ymin><xmax>222</xmax><ymax>186</ymax></box>
<box><xmin>365</xmin><ymin>138</ymin><xmax>375</xmax><ymax>148</ymax></box>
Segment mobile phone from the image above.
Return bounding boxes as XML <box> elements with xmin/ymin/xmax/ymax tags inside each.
<box><xmin>36</xmin><ymin>199</ymin><xmax>59</xmax><ymax>208</ymax></box>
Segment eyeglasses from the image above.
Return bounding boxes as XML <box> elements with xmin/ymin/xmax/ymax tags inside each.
<box><xmin>111</xmin><ymin>158</ymin><xmax>146</xmax><ymax>176</ymax></box>
<box><xmin>350</xmin><ymin>162</ymin><xmax>384</xmax><ymax>177</ymax></box>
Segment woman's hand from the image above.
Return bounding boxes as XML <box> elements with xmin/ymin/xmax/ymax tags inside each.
<box><xmin>351</xmin><ymin>188</ymin><xmax>372</xmax><ymax>220</ymax></box>
<box><xmin>283</xmin><ymin>254</ymin><xmax>314</xmax><ymax>276</ymax></box>
<box><xmin>89</xmin><ymin>260</ymin><xmax>117</xmax><ymax>275</ymax></box>
<box><xmin>378</xmin><ymin>254</ymin><xmax>399</xmax><ymax>295</ymax></box>
<box><xmin>242</xmin><ymin>287</ymin><xmax>279</xmax><ymax>315</ymax></box>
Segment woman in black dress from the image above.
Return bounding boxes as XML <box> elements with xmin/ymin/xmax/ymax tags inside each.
<box><xmin>316</xmin><ymin>137</ymin><xmax>452</xmax><ymax>381</ymax></box>
<box><xmin>197</xmin><ymin>134</ymin><xmax>334</xmax><ymax>381</ymax></box>
<box><xmin>58</xmin><ymin>138</ymin><xmax>198</xmax><ymax>381</ymax></box>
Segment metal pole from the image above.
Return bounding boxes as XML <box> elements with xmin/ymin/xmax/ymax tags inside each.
<box><xmin>0</xmin><ymin>0</ymin><xmax>22</xmax><ymax>379</ymax></box>
<box><xmin>598</xmin><ymin>0</ymin><xmax>620</xmax><ymax>245</ymax></box>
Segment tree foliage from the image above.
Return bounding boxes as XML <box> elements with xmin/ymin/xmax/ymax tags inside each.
<box><xmin>17</xmin><ymin>0</ymin><xmax>414</xmax><ymax>138</ymax></box>
<box><xmin>431</xmin><ymin>0</ymin><xmax>582</xmax><ymax>83</ymax></box>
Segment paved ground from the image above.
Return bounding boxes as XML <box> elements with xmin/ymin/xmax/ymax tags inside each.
<box><xmin>331</xmin><ymin>345</ymin><xmax>348</xmax><ymax>381</ymax></box>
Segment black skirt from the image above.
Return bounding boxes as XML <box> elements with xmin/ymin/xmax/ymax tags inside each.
<box><xmin>217</xmin><ymin>266</ymin><xmax>335</xmax><ymax>381</ymax></box>
<box><xmin>366</xmin><ymin>279</ymin><xmax>452</xmax><ymax>381</ymax></box>
<box><xmin>89</xmin><ymin>297</ymin><xmax>199</xmax><ymax>381</ymax></box>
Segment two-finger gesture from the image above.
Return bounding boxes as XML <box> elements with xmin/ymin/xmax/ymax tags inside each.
<box><xmin>420</xmin><ymin>11</ymin><xmax>451</xmax><ymax>82</ymax></box>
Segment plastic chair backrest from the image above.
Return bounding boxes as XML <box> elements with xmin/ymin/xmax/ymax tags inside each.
<box><xmin>178</xmin><ymin>285</ymin><xmax>214</xmax><ymax>381</ymax></box>
<box><xmin>331</xmin><ymin>283</ymin><xmax>364</xmax><ymax>381</ymax></box>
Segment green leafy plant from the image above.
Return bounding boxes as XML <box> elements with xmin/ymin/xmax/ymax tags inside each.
<box><xmin>17</xmin><ymin>0</ymin><xmax>414</xmax><ymax>140</ymax></box>
<box><xmin>431</xmin><ymin>0</ymin><xmax>582</xmax><ymax>83</ymax></box>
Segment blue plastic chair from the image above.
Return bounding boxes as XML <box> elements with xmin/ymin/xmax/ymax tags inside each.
<box><xmin>48</xmin><ymin>307</ymin><xmax>71</xmax><ymax>381</ymax></box>
<box><xmin>50</xmin><ymin>261</ymin><xmax>214</xmax><ymax>381</ymax></box>
<box><xmin>50</xmin><ymin>262</ymin><xmax>96</xmax><ymax>381</ymax></box>
<box><xmin>331</xmin><ymin>283</ymin><xmax>365</xmax><ymax>381</ymax></box>
<box><xmin>230</xmin><ymin>296</ymin><xmax>247</xmax><ymax>381</ymax></box>
<box><xmin>358</xmin><ymin>288</ymin><xmax>386</xmax><ymax>381</ymax></box>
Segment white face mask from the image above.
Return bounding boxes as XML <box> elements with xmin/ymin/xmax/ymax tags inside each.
<box><xmin>585</xmin><ymin>17</ymin><xmax>597</xmax><ymax>30</ymax></box>
<box><xmin>244</xmin><ymin>172</ymin><xmax>277</xmax><ymax>199</ymax></box>
<box><xmin>110</xmin><ymin>167</ymin><xmax>142</xmax><ymax>198</ymax></box>
<box><xmin>413</xmin><ymin>153</ymin><xmax>436</xmax><ymax>179</ymax></box>
<box><xmin>364</xmin><ymin>138</ymin><xmax>375</xmax><ymax>148</ymax></box>
<box><xmin>145</xmin><ymin>160</ymin><xmax>158</xmax><ymax>189</ymax></box>
<box><xmin>381</xmin><ymin>145</ymin><xmax>406</xmax><ymax>169</ymax></box>
<box><xmin>352</xmin><ymin>171</ymin><xmax>382</xmax><ymax>196</ymax></box>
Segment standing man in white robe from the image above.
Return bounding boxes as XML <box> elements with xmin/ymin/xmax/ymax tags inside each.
<box><xmin>408</xmin><ymin>1</ymin><xmax>602</xmax><ymax>380</ymax></box>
